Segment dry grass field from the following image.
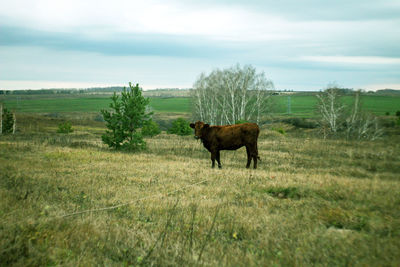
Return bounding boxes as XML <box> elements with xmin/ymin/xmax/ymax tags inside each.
<box><xmin>1</xmin><ymin>115</ymin><xmax>400</xmax><ymax>266</ymax></box>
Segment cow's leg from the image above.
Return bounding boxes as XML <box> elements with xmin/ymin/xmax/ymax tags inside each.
<box><xmin>216</xmin><ymin>150</ymin><xmax>222</xmax><ymax>169</ymax></box>
<box><xmin>246</xmin><ymin>146</ymin><xmax>252</xmax><ymax>168</ymax></box>
<box><xmin>210</xmin><ymin>151</ymin><xmax>216</xmax><ymax>168</ymax></box>
<box><xmin>252</xmin><ymin>143</ymin><xmax>258</xmax><ymax>169</ymax></box>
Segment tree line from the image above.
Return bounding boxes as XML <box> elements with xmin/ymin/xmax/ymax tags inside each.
<box><xmin>0</xmin><ymin>87</ymin><xmax>126</xmax><ymax>95</ymax></box>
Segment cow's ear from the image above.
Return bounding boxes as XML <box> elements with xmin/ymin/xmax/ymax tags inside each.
<box><xmin>189</xmin><ymin>123</ymin><xmax>195</xmax><ymax>129</ymax></box>
<box><xmin>203</xmin><ymin>124</ymin><xmax>210</xmax><ymax>128</ymax></box>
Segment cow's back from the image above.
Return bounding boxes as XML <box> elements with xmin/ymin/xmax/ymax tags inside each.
<box><xmin>212</xmin><ymin>123</ymin><xmax>259</xmax><ymax>150</ymax></box>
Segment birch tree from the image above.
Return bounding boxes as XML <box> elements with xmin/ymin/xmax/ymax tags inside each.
<box><xmin>191</xmin><ymin>64</ymin><xmax>274</xmax><ymax>125</ymax></box>
<box><xmin>316</xmin><ymin>85</ymin><xmax>345</xmax><ymax>134</ymax></box>
<box><xmin>345</xmin><ymin>90</ymin><xmax>383</xmax><ymax>140</ymax></box>
<box><xmin>317</xmin><ymin>85</ymin><xmax>383</xmax><ymax>140</ymax></box>
<box><xmin>0</xmin><ymin>103</ymin><xmax>2</xmax><ymax>135</ymax></box>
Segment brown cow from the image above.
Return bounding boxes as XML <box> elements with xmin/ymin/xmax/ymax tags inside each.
<box><xmin>190</xmin><ymin>121</ymin><xmax>260</xmax><ymax>169</ymax></box>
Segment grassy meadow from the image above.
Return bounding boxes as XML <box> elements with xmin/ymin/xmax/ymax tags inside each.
<box><xmin>1</xmin><ymin>113</ymin><xmax>400</xmax><ymax>266</ymax></box>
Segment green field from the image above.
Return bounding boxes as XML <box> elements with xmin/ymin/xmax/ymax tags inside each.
<box><xmin>149</xmin><ymin>97</ymin><xmax>192</xmax><ymax>113</ymax></box>
<box><xmin>273</xmin><ymin>95</ymin><xmax>319</xmax><ymax>117</ymax></box>
<box><xmin>1</xmin><ymin>93</ymin><xmax>399</xmax><ymax>117</ymax></box>
<box><xmin>274</xmin><ymin>95</ymin><xmax>400</xmax><ymax>117</ymax></box>
<box><xmin>0</xmin><ymin>96</ymin><xmax>192</xmax><ymax>114</ymax></box>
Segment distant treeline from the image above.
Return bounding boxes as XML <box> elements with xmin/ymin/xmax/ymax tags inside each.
<box><xmin>0</xmin><ymin>87</ymin><xmax>399</xmax><ymax>96</ymax></box>
<box><xmin>0</xmin><ymin>87</ymin><xmax>125</xmax><ymax>95</ymax></box>
<box><xmin>373</xmin><ymin>89</ymin><xmax>400</xmax><ymax>96</ymax></box>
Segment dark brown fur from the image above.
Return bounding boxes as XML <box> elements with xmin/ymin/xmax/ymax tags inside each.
<box><xmin>190</xmin><ymin>121</ymin><xmax>260</xmax><ymax>169</ymax></box>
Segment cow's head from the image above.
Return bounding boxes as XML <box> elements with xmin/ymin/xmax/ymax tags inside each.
<box><xmin>189</xmin><ymin>121</ymin><xmax>209</xmax><ymax>140</ymax></box>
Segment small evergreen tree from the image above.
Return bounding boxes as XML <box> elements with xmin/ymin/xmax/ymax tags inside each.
<box><xmin>168</xmin><ymin>118</ymin><xmax>192</xmax><ymax>136</ymax></box>
<box><xmin>1</xmin><ymin>107</ymin><xmax>14</xmax><ymax>134</ymax></box>
<box><xmin>101</xmin><ymin>83</ymin><xmax>152</xmax><ymax>151</ymax></box>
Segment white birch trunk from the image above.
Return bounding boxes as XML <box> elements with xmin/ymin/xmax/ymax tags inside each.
<box><xmin>0</xmin><ymin>103</ymin><xmax>2</xmax><ymax>135</ymax></box>
<box><xmin>12</xmin><ymin>113</ymin><xmax>16</xmax><ymax>134</ymax></box>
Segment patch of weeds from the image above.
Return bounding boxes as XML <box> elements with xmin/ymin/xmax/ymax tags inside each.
<box><xmin>69</xmin><ymin>141</ymin><xmax>97</xmax><ymax>148</ymax></box>
<box><xmin>265</xmin><ymin>186</ymin><xmax>304</xmax><ymax>199</ymax></box>
<box><xmin>318</xmin><ymin>207</ymin><xmax>369</xmax><ymax>231</ymax></box>
<box><xmin>0</xmin><ymin>173</ymin><xmax>37</xmax><ymax>201</ymax></box>
<box><xmin>374</xmin><ymin>221</ymin><xmax>400</xmax><ymax>237</ymax></box>
<box><xmin>271</xmin><ymin>127</ymin><xmax>286</xmax><ymax>135</ymax></box>
<box><xmin>366</xmin><ymin>163</ymin><xmax>378</xmax><ymax>172</ymax></box>
<box><xmin>347</xmin><ymin>169</ymin><xmax>370</xmax><ymax>179</ymax></box>
<box><xmin>232</xmin><ymin>192</ymin><xmax>256</xmax><ymax>206</ymax></box>
<box><xmin>215</xmin><ymin>226</ymin><xmax>247</xmax><ymax>244</ymax></box>
<box><xmin>136</xmin><ymin>210</ymin><xmax>154</xmax><ymax>223</ymax></box>
<box><xmin>0</xmin><ymin>222</ymin><xmax>57</xmax><ymax>266</ymax></box>
<box><xmin>70</xmin><ymin>191</ymin><xmax>91</xmax><ymax>208</ymax></box>
<box><xmin>230</xmin><ymin>227</ymin><xmax>247</xmax><ymax>242</ymax></box>
<box><xmin>113</xmin><ymin>206</ymin><xmax>135</xmax><ymax>219</ymax></box>
<box><xmin>313</xmin><ymin>187</ymin><xmax>347</xmax><ymax>201</ymax></box>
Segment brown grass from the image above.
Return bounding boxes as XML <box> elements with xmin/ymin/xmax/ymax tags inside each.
<box><xmin>1</xmin><ymin>115</ymin><xmax>400</xmax><ymax>266</ymax></box>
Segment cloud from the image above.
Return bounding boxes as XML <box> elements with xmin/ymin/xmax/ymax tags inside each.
<box><xmin>0</xmin><ymin>0</ymin><xmax>271</xmax><ymax>40</ymax></box>
<box><xmin>363</xmin><ymin>83</ymin><xmax>400</xmax><ymax>90</ymax></box>
<box><xmin>1</xmin><ymin>0</ymin><xmax>400</xmax><ymax>90</ymax></box>
<box><xmin>300</xmin><ymin>56</ymin><xmax>400</xmax><ymax>65</ymax></box>
<box><xmin>0</xmin><ymin>45</ymin><xmax>223</xmax><ymax>89</ymax></box>
<box><xmin>179</xmin><ymin>0</ymin><xmax>400</xmax><ymax>21</ymax></box>
<box><xmin>2</xmin><ymin>0</ymin><xmax>399</xmax><ymax>51</ymax></box>
<box><xmin>0</xmin><ymin>80</ymin><xmax>122</xmax><ymax>90</ymax></box>
<box><xmin>0</xmin><ymin>26</ymin><xmax>233</xmax><ymax>58</ymax></box>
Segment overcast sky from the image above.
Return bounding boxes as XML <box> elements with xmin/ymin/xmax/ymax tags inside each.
<box><xmin>1</xmin><ymin>0</ymin><xmax>399</xmax><ymax>91</ymax></box>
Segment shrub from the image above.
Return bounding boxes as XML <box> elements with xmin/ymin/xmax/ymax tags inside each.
<box><xmin>46</xmin><ymin>113</ymin><xmax>61</xmax><ymax>118</ymax></box>
<box><xmin>93</xmin><ymin>114</ymin><xmax>105</xmax><ymax>122</ymax></box>
<box><xmin>283</xmin><ymin>117</ymin><xmax>318</xmax><ymax>129</ymax></box>
<box><xmin>272</xmin><ymin>127</ymin><xmax>286</xmax><ymax>135</ymax></box>
<box><xmin>380</xmin><ymin>118</ymin><xmax>396</xmax><ymax>128</ymax></box>
<box><xmin>57</xmin><ymin>121</ymin><xmax>73</xmax><ymax>134</ymax></box>
<box><xmin>155</xmin><ymin>119</ymin><xmax>173</xmax><ymax>131</ymax></box>
<box><xmin>396</xmin><ymin>111</ymin><xmax>400</xmax><ymax>117</ymax></box>
<box><xmin>142</xmin><ymin>119</ymin><xmax>161</xmax><ymax>137</ymax></box>
<box><xmin>168</xmin><ymin>118</ymin><xmax>192</xmax><ymax>136</ymax></box>
<box><xmin>1</xmin><ymin>107</ymin><xmax>14</xmax><ymax>134</ymax></box>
